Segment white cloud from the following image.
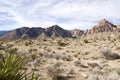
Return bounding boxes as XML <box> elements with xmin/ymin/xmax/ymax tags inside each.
<box><xmin>0</xmin><ymin>0</ymin><xmax>120</xmax><ymax>30</ymax></box>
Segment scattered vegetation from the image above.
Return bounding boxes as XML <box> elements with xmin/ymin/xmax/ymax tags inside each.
<box><xmin>1</xmin><ymin>36</ymin><xmax>120</xmax><ymax>80</ymax></box>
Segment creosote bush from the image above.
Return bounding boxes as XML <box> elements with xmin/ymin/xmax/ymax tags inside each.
<box><xmin>84</xmin><ymin>39</ymin><xmax>89</xmax><ymax>43</ymax></box>
<box><xmin>57</xmin><ymin>40</ymin><xmax>67</xmax><ymax>46</ymax></box>
<box><xmin>100</xmin><ymin>49</ymin><xmax>120</xmax><ymax>60</ymax></box>
<box><xmin>46</xmin><ymin>62</ymin><xmax>67</xmax><ymax>80</ymax></box>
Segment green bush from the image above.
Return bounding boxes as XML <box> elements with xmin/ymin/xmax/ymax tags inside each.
<box><xmin>84</xmin><ymin>39</ymin><xmax>89</xmax><ymax>43</ymax></box>
<box><xmin>57</xmin><ymin>40</ymin><xmax>67</xmax><ymax>46</ymax></box>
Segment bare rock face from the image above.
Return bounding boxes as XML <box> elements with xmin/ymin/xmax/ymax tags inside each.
<box><xmin>23</xmin><ymin>27</ymin><xmax>45</xmax><ymax>38</ymax></box>
<box><xmin>89</xmin><ymin>19</ymin><xmax>117</xmax><ymax>33</ymax></box>
<box><xmin>70</xmin><ymin>29</ymin><xmax>84</xmax><ymax>38</ymax></box>
<box><xmin>44</xmin><ymin>25</ymin><xmax>73</xmax><ymax>38</ymax></box>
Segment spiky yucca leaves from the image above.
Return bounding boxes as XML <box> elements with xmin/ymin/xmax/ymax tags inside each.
<box><xmin>0</xmin><ymin>53</ymin><xmax>26</xmax><ymax>80</ymax></box>
<box><xmin>0</xmin><ymin>53</ymin><xmax>38</xmax><ymax>80</ymax></box>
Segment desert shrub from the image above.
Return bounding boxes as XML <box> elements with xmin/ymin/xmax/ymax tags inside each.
<box><xmin>84</xmin><ymin>39</ymin><xmax>89</xmax><ymax>43</ymax></box>
<box><xmin>25</xmin><ymin>41</ymin><xmax>29</xmax><ymax>46</ymax></box>
<box><xmin>88</xmin><ymin>62</ymin><xmax>99</xmax><ymax>68</ymax></box>
<box><xmin>42</xmin><ymin>38</ymin><xmax>47</xmax><ymax>41</ymax></box>
<box><xmin>57</xmin><ymin>47</ymin><xmax>63</xmax><ymax>50</ymax></box>
<box><xmin>25</xmin><ymin>40</ymin><xmax>33</xmax><ymax>46</ymax></box>
<box><xmin>100</xmin><ymin>49</ymin><xmax>120</xmax><ymax>60</ymax></box>
<box><xmin>0</xmin><ymin>41</ymin><xmax>3</xmax><ymax>46</ymax></box>
<box><xmin>46</xmin><ymin>62</ymin><xmax>67</xmax><ymax>80</ymax></box>
<box><xmin>31</xmin><ymin>53</ymin><xmax>37</xmax><ymax>61</ymax></box>
<box><xmin>57</xmin><ymin>40</ymin><xmax>67</xmax><ymax>46</ymax></box>
<box><xmin>73</xmin><ymin>54</ymin><xmax>78</xmax><ymax>57</ymax></box>
<box><xmin>43</xmin><ymin>53</ymin><xmax>53</xmax><ymax>59</ymax></box>
<box><xmin>73</xmin><ymin>60</ymin><xmax>81</xmax><ymax>67</ymax></box>
<box><xmin>73</xmin><ymin>60</ymin><xmax>88</xmax><ymax>68</ymax></box>
<box><xmin>61</xmin><ymin>55</ymin><xmax>72</xmax><ymax>61</ymax></box>
<box><xmin>117</xmin><ymin>35</ymin><xmax>120</xmax><ymax>40</ymax></box>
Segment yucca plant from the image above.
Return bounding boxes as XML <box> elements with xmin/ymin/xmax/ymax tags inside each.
<box><xmin>0</xmin><ymin>52</ymin><xmax>38</xmax><ymax>80</ymax></box>
<box><xmin>0</xmin><ymin>53</ymin><xmax>26</xmax><ymax>80</ymax></box>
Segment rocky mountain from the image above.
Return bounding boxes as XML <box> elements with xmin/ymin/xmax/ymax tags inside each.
<box><xmin>0</xmin><ymin>25</ymin><xmax>73</xmax><ymax>40</ymax></box>
<box><xmin>0</xmin><ymin>27</ymin><xmax>29</xmax><ymax>40</ymax></box>
<box><xmin>0</xmin><ymin>19</ymin><xmax>120</xmax><ymax>40</ymax></box>
<box><xmin>87</xmin><ymin>19</ymin><xmax>117</xmax><ymax>34</ymax></box>
<box><xmin>43</xmin><ymin>25</ymin><xmax>72</xmax><ymax>38</ymax></box>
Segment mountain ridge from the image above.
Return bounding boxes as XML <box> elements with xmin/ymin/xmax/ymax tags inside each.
<box><xmin>0</xmin><ymin>19</ymin><xmax>120</xmax><ymax>40</ymax></box>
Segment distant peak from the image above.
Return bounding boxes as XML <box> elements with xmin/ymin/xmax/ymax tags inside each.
<box><xmin>51</xmin><ymin>25</ymin><xmax>60</xmax><ymax>28</ymax></box>
<box><xmin>101</xmin><ymin>18</ymin><xmax>107</xmax><ymax>21</ymax></box>
<box><xmin>49</xmin><ymin>25</ymin><xmax>62</xmax><ymax>30</ymax></box>
<box><xmin>98</xmin><ymin>18</ymin><xmax>108</xmax><ymax>25</ymax></box>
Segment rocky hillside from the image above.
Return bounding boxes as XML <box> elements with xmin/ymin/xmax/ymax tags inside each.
<box><xmin>0</xmin><ymin>27</ymin><xmax>29</xmax><ymax>40</ymax></box>
<box><xmin>70</xmin><ymin>29</ymin><xmax>84</xmax><ymax>38</ymax></box>
<box><xmin>87</xmin><ymin>19</ymin><xmax>117</xmax><ymax>34</ymax></box>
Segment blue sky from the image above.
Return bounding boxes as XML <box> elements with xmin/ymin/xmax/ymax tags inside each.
<box><xmin>0</xmin><ymin>0</ymin><xmax>120</xmax><ymax>30</ymax></box>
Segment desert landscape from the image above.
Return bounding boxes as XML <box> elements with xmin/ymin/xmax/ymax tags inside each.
<box><xmin>0</xmin><ymin>19</ymin><xmax>120</xmax><ymax>80</ymax></box>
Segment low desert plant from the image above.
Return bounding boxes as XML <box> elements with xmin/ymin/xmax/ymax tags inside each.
<box><xmin>57</xmin><ymin>40</ymin><xmax>67</xmax><ymax>46</ymax></box>
<box><xmin>25</xmin><ymin>41</ymin><xmax>29</xmax><ymax>46</ymax></box>
<box><xmin>117</xmin><ymin>35</ymin><xmax>120</xmax><ymax>40</ymax></box>
<box><xmin>46</xmin><ymin>62</ymin><xmax>67</xmax><ymax>80</ymax></box>
<box><xmin>73</xmin><ymin>60</ymin><xmax>81</xmax><ymax>67</ymax></box>
<box><xmin>0</xmin><ymin>41</ymin><xmax>3</xmax><ymax>46</ymax></box>
<box><xmin>84</xmin><ymin>39</ymin><xmax>89</xmax><ymax>43</ymax></box>
<box><xmin>100</xmin><ymin>49</ymin><xmax>120</xmax><ymax>60</ymax></box>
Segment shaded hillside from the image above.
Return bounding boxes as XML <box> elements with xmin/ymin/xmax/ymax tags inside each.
<box><xmin>0</xmin><ymin>27</ymin><xmax>29</xmax><ymax>40</ymax></box>
<box><xmin>44</xmin><ymin>25</ymin><xmax>73</xmax><ymax>38</ymax></box>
